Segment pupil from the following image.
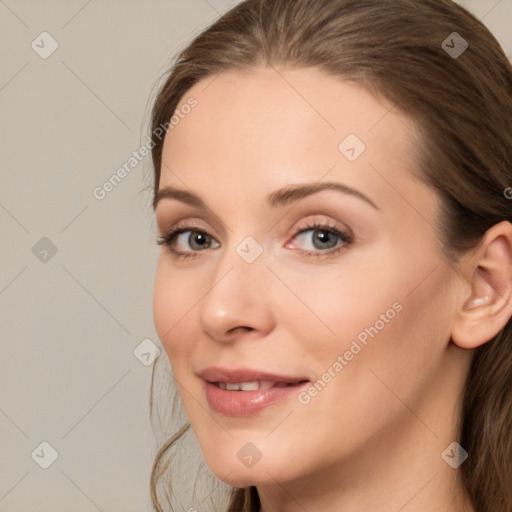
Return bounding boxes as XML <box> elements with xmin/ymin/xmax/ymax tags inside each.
<box><xmin>190</xmin><ymin>232</ymin><xmax>209</xmax><ymax>250</ymax></box>
<box><xmin>313</xmin><ymin>230</ymin><xmax>336</xmax><ymax>249</ymax></box>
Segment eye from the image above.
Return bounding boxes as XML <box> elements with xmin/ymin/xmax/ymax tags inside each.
<box><xmin>157</xmin><ymin>226</ymin><xmax>220</xmax><ymax>258</ymax></box>
<box><xmin>157</xmin><ymin>219</ymin><xmax>353</xmax><ymax>259</ymax></box>
<box><xmin>286</xmin><ymin>221</ymin><xmax>353</xmax><ymax>258</ymax></box>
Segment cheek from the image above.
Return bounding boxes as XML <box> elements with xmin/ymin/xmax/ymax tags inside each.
<box><xmin>152</xmin><ymin>260</ymin><xmax>196</xmax><ymax>362</ymax></box>
<box><xmin>281</xmin><ymin>273</ymin><xmax>452</xmax><ymax>465</ymax></box>
<box><xmin>285</xmin><ymin>252</ymin><xmax>452</xmax><ymax>400</ymax></box>
<box><xmin>273</xmin><ymin>258</ymin><xmax>406</xmax><ymax>359</ymax></box>
<box><xmin>321</xmin><ymin>267</ymin><xmax>453</xmax><ymax>412</ymax></box>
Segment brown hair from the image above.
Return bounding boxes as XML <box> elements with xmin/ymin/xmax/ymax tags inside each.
<box><xmin>148</xmin><ymin>0</ymin><xmax>512</xmax><ymax>510</ymax></box>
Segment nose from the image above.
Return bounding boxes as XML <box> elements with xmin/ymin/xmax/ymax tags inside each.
<box><xmin>198</xmin><ymin>243</ymin><xmax>275</xmax><ymax>343</ymax></box>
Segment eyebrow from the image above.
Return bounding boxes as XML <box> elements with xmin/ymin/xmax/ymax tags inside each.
<box><xmin>153</xmin><ymin>182</ymin><xmax>379</xmax><ymax>211</ymax></box>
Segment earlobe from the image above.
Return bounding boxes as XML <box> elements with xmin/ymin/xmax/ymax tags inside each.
<box><xmin>451</xmin><ymin>221</ymin><xmax>512</xmax><ymax>350</ymax></box>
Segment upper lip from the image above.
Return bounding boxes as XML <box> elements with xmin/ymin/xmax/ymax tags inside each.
<box><xmin>199</xmin><ymin>367</ymin><xmax>309</xmax><ymax>384</ymax></box>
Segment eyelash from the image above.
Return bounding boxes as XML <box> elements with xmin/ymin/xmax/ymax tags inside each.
<box><xmin>156</xmin><ymin>220</ymin><xmax>353</xmax><ymax>260</ymax></box>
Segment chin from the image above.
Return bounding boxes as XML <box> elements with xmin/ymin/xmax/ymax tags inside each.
<box><xmin>199</xmin><ymin>440</ymin><xmax>306</xmax><ymax>488</ymax></box>
<box><xmin>208</xmin><ymin>462</ymin><xmax>288</xmax><ymax>488</ymax></box>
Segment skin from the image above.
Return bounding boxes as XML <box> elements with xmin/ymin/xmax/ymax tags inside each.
<box><xmin>153</xmin><ymin>66</ymin><xmax>512</xmax><ymax>512</ymax></box>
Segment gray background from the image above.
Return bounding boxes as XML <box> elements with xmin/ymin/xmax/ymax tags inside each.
<box><xmin>0</xmin><ymin>0</ymin><xmax>510</xmax><ymax>511</ymax></box>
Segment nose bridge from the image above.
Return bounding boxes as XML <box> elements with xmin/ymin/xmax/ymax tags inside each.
<box><xmin>198</xmin><ymin>234</ymin><xmax>273</xmax><ymax>340</ymax></box>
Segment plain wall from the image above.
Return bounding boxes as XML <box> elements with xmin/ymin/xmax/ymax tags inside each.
<box><xmin>0</xmin><ymin>0</ymin><xmax>510</xmax><ymax>510</ymax></box>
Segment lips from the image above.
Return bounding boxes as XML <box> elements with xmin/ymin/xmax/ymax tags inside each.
<box><xmin>199</xmin><ymin>367</ymin><xmax>310</xmax><ymax>416</ymax></box>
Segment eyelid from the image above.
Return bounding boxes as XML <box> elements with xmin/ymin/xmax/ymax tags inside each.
<box><xmin>290</xmin><ymin>215</ymin><xmax>353</xmax><ymax>235</ymax></box>
<box><xmin>288</xmin><ymin>215</ymin><xmax>353</xmax><ymax>240</ymax></box>
<box><xmin>156</xmin><ymin>209</ymin><xmax>227</xmax><ymax>240</ymax></box>
<box><xmin>158</xmin><ymin>217</ymin><xmax>211</xmax><ymax>237</ymax></box>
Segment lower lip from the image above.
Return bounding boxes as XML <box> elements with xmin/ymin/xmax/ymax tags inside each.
<box><xmin>204</xmin><ymin>381</ymin><xmax>309</xmax><ymax>416</ymax></box>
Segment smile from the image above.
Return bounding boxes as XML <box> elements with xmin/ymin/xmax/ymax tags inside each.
<box><xmin>199</xmin><ymin>367</ymin><xmax>310</xmax><ymax>416</ymax></box>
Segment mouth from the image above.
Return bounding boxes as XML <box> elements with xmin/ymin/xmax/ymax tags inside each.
<box><xmin>214</xmin><ymin>380</ymin><xmax>306</xmax><ymax>391</ymax></box>
<box><xmin>199</xmin><ymin>367</ymin><xmax>310</xmax><ymax>416</ymax></box>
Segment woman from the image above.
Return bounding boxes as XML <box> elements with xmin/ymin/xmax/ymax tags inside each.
<box><xmin>148</xmin><ymin>0</ymin><xmax>512</xmax><ymax>510</ymax></box>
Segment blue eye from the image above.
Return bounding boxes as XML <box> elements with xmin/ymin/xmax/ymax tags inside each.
<box><xmin>287</xmin><ymin>222</ymin><xmax>352</xmax><ymax>257</ymax></box>
<box><xmin>157</xmin><ymin>229</ymin><xmax>220</xmax><ymax>257</ymax></box>
<box><xmin>294</xmin><ymin>227</ymin><xmax>344</xmax><ymax>250</ymax></box>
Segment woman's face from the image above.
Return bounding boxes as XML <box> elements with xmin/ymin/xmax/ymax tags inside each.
<box><xmin>153</xmin><ymin>67</ymin><xmax>467</xmax><ymax>488</ymax></box>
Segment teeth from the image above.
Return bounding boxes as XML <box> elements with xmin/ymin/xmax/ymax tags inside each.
<box><xmin>240</xmin><ymin>381</ymin><xmax>259</xmax><ymax>391</ymax></box>
<box><xmin>216</xmin><ymin>380</ymin><xmax>296</xmax><ymax>390</ymax></box>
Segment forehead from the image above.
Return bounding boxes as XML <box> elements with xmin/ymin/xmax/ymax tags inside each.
<box><xmin>158</xmin><ymin>66</ymin><xmax>431</xmax><ymax>218</ymax></box>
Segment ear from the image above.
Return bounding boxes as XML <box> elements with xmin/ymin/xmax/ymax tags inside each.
<box><xmin>451</xmin><ymin>221</ymin><xmax>512</xmax><ymax>349</ymax></box>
